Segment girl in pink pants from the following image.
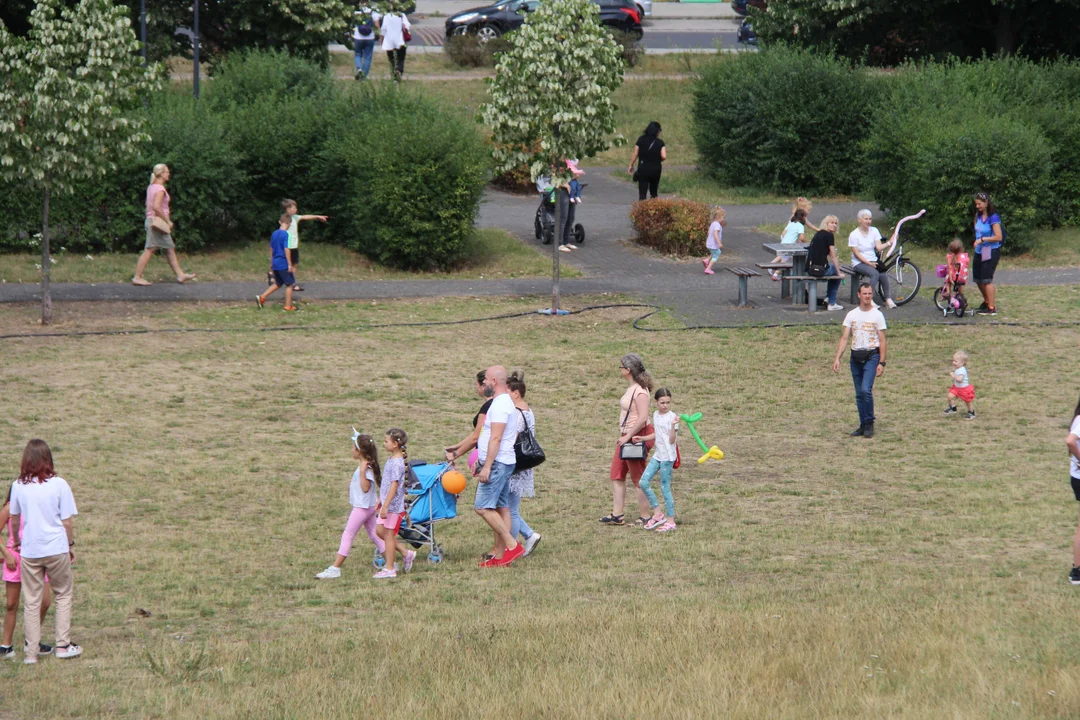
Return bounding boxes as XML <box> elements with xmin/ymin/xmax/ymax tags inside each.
<box><xmin>316</xmin><ymin>432</ymin><xmax>385</xmax><ymax>579</ymax></box>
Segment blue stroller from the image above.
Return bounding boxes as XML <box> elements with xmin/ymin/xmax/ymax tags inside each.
<box><xmin>396</xmin><ymin>462</ymin><xmax>457</xmax><ymax>565</ymax></box>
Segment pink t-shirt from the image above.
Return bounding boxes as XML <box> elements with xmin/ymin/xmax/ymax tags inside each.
<box><xmin>146</xmin><ymin>183</ymin><xmax>170</xmax><ymax>219</ymax></box>
<box><xmin>619</xmin><ymin>384</ymin><xmax>649</xmax><ymax>433</ymax></box>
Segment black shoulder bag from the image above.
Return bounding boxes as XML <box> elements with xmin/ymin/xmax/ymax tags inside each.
<box><xmin>513</xmin><ymin>409</ymin><xmax>546</xmax><ymax>471</ymax></box>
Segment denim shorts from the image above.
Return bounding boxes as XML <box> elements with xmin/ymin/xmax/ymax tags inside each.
<box><xmin>473</xmin><ymin>460</ymin><xmax>514</xmax><ymax>509</ymax></box>
<box><xmin>710</xmin><ymin>248</ymin><xmax>722</xmax><ymax>262</ymax></box>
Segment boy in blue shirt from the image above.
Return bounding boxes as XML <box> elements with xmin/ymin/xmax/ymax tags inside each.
<box><xmin>256</xmin><ymin>215</ymin><xmax>296</xmax><ymax>311</ymax></box>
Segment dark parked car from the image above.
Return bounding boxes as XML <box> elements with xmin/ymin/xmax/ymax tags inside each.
<box><xmin>730</xmin><ymin>0</ymin><xmax>766</xmax><ymax>16</ymax></box>
<box><xmin>446</xmin><ymin>0</ymin><xmax>643</xmax><ymax>42</ymax></box>
<box><xmin>736</xmin><ymin>17</ymin><xmax>756</xmax><ymax>45</ymax></box>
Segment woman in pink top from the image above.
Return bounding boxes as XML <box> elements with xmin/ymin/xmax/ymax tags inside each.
<box><xmin>601</xmin><ymin>353</ymin><xmax>654</xmax><ymax>527</ymax></box>
<box><xmin>132</xmin><ymin>164</ymin><xmax>197</xmax><ymax>286</ymax></box>
<box><xmin>1</xmin><ymin>483</ymin><xmax>52</xmax><ymax>660</ymax></box>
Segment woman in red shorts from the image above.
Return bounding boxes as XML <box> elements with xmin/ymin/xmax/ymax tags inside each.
<box><xmin>601</xmin><ymin>353</ymin><xmax>654</xmax><ymax>527</ymax></box>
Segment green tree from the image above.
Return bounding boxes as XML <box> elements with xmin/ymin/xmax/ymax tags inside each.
<box><xmin>753</xmin><ymin>0</ymin><xmax>1080</xmax><ymax>65</ymax></box>
<box><xmin>0</xmin><ymin>0</ymin><xmax>162</xmax><ymax>324</ymax></box>
<box><xmin>1</xmin><ymin>0</ymin><xmax>354</xmax><ymax>66</ymax></box>
<box><xmin>482</xmin><ymin>0</ymin><xmax>624</xmax><ymax>309</ymax></box>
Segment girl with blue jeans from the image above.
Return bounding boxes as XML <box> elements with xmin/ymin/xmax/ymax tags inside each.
<box><xmin>633</xmin><ymin>388</ymin><xmax>679</xmax><ymax>532</ymax></box>
<box><xmin>507</xmin><ymin>372</ymin><xmax>542</xmax><ymax>557</ymax></box>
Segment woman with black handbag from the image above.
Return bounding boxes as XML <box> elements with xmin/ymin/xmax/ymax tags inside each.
<box><xmin>602</xmin><ymin>353</ymin><xmax>654</xmax><ymax>527</ymax></box>
<box><xmin>627</xmin><ymin>121</ymin><xmax>667</xmax><ymax>201</ymax></box>
<box><xmin>507</xmin><ymin>370</ymin><xmax>543</xmax><ymax>557</ymax></box>
<box><xmin>807</xmin><ymin>214</ymin><xmax>845</xmax><ymax>311</ymax></box>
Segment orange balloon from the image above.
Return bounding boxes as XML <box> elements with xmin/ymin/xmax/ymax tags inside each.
<box><xmin>441</xmin><ymin>470</ymin><xmax>467</xmax><ymax>495</ymax></box>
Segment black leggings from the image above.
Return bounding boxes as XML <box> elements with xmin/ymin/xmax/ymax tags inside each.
<box><xmin>386</xmin><ymin>47</ymin><xmax>407</xmax><ymax>78</ymax></box>
<box><xmin>637</xmin><ymin>172</ymin><xmax>661</xmax><ymax>201</ymax></box>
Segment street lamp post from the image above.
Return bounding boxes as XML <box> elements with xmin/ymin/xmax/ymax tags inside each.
<box><xmin>192</xmin><ymin>0</ymin><xmax>200</xmax><ymax>99</ymax></box>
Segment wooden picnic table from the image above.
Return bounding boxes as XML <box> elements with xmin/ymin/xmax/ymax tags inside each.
<box><xmin>762</xmin><ymin>242</ymin><xmax>811</xmax><ymax>300</ymax></box>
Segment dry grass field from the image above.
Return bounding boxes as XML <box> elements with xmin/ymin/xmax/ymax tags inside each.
<box><xmin>2</xmin><ymin>290</ymin><xmax>1080</xmax><ymax>718</ymax></box>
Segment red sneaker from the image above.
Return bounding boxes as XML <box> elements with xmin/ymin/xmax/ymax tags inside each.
<box><xmin>494</xmin><ymin>543</ymin><xmax>525</xmax><ymax>566</ymax></box>
<box><xmin>478</xmin><ymin>555</ymin><xmax>503</xmax><ymax>568</ymax></box>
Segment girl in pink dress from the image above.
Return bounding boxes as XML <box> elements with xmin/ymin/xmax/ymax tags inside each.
<box><xmin>1</xmin><ymin>484</ymin><xmax>53</xmax><ymax>660</ymax></box>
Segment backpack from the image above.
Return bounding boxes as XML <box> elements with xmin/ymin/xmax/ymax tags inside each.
<box><xmin>355</xmin><ymin>14</ymin><xmax>375</xmax><ymax>37</ymax></box>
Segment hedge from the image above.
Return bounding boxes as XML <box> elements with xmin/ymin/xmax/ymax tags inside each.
<box><xmin>691</xmin><ymin>46</ymin><xmax>873</xmax><ymax>196</ymax></box>
<box><xmin>0</xmin><ymin>51</ymin><xmax>489</xmax><ymax>270</ymax></box>
<box><xmin>629</xmin><ymin>198</ymin><xmax>711</xmax><ymax>256</ymax></box>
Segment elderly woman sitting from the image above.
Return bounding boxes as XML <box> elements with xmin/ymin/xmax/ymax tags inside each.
<box><xmin>847</xmin><ymin>208</ymin><xmax>896</xmax><ymax>309</ymax></box>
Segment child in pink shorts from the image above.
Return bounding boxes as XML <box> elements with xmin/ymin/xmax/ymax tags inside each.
<box><xmin>1</xmin><ymin>484</ymin><xmax>52</xmax><ymax>660</ymax></box>
<box><xmin>944</xmin><ymin>349</ymin><xmax>976</xmax><ymax>420</ymax></box>
<box><xmin>315</xmin><ymin>431</ymin><xmax>387</xmax><ymax>580</ymax></box>
<box><xmin>373</xmin><ymin>429</ymin><xmax>416</xmax><ymax>579</ymax></box>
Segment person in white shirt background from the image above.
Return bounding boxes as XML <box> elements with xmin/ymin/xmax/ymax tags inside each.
<box><xmin>376</xmin><ymin>5</ymin><xmax>411</xmax><ymax>81</ymax></box>
<box><xmin>832</xmin><ymin>283</ymin><xmax>888</xmax><ymax>439</ymax></box>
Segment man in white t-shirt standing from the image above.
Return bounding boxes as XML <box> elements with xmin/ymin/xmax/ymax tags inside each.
<box><xmin>475</xmin><ymin>366</ymin><xmax>524</xmax><ymax>567</ymax></box>
<box><xmin>833</xmin><ymin>283</ymin><xmax>888</xmax><ymax>438</ymax></box>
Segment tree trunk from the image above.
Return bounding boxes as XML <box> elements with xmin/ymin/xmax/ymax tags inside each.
<box><xmin>551</xmin><ymin>187</ymin><xmax>561</xmax><ymax>313</ymax></box>
<box><xmin>40</xmin><ymin>184</ymin><xmax>52</xmax><ymax>326</ymax></box>
<box><xmin>995</xmin><ymin>4</ymin><xmax>1016</xmax><ymax>55</ymax></box>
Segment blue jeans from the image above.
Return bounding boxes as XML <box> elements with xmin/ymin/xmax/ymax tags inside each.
<box><xmin>507</xmin><ymin>489</ymin><xmax>534</xmax><ymax>541</ymax></box>
<box><xmin>639</xmin><ymin>457</ymin><xmax>675</xmax><ymax>517</ymax></box>
<box><xmin>821</xmin><ymin>264</ymin><xmax>841</xmax><ymax>305</ymax></box>
<box><xmin>569</xmin><ymin>179</ymin><xmax>582</xmax><ymax>201</ymax></box>
<box><xmin>850</xmin><ymin>351</ymin><xmax>880</xmax><ymax>426</ymax></box>
<box><xmin>353</xmin><ymin>39</ymin><xmax>375</xmax><ymax>77</ymax></box>
<box><xmin>473</xmin><ymin>461</ymin><xmax>514</xmax><ymax>510</ymax></box>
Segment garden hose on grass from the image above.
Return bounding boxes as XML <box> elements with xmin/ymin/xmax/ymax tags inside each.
<box><xmin>1</xmin><ymin>303</ymin><xmax>1079</xmax><ymax>341</ymax></box>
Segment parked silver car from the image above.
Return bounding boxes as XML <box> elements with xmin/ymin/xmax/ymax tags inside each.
<box><xmin>637</xmin><ymin>0</ymin><xmax>652</xmax><ymax>18</ymax></box>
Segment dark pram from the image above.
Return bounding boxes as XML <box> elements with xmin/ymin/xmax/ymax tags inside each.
<box><xmin>534</xmin><ymin>187</ymin><xmax>586</xmax><ymax>246</ymax></box>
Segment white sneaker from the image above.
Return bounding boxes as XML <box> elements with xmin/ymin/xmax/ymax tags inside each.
<box><xmin>55</xmin><ymin>644</ymin><xmax>82</xmax><ymax>659</ymax></box>
<box><xmin>373</xmin><ymin>568</ymin><xmax>397</xmax><ymax>579</ymax></box>
<box><xmin>23</xmin><ymin>656</ymin><xmax>36</xmax><ymax>665</ymax></box>
<box><xmin>885</xmin><ymin>298</ymin><xmax>897</xmax><ymax>309</ymax></box>
<box><xmin>523</xmin><ymin>533</ymin><xmax>542</xmax><ymax>557</ymax></box>
<box><xmin>827</xmin><ymin>303</ymin><xmax>844</xmax><ymax>311</ymax></box>
<box><xmin>315</xmin><ymin>566</ymin><xmax>341</xmax><ymax>580</ymax></box>
<box><xmin>567</xmin><ymin>244</ymin><xmax>578</xmax><ymax>250</ymax></box>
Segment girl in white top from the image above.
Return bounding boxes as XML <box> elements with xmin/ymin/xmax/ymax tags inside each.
<box><xmin>378</xmin><ymin>11</ymin><xmax>411</xmax><ymax>80</ymax></box>
<box><xmin>632</xmin><ymin>388</ymin><xmax>680</xmax><ymax>532</ymax></box>
<box><xmin>316</xmin><ymin>432</ymin><xmax>386</xmax><ymax>579</ymax></box>
<box><xmin>1065</xmin><ymin>395</ymin><xmax>1080</xmax><ymax>584</ymax></box>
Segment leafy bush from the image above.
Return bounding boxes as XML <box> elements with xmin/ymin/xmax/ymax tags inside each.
<box><xmin>444</xmin><ymin>33</ymin><xmax>511</xmax><ymax>68</ymax></box>
<box><xmin>316</xmin><ymin>86</ymin><xmax>490</xmax><ymax>270</ymax></box>
<box><xmin>609</xmin><ymin>30</ymin><xmax>644</xmax><ymax>68</ymax></box>
<box><xmin>692</xmin><ymin>46</ymin><xmax>873</xmax><ymax>195</ymax></box>
<box><xmin>204</xmin><ymin>50</ymin><xmax>337</xmax><ymax>233</ymax></box>
<box><xmin>0</xmin><ymin>89</ymin><xmax>245</xmax><ymax>253</ymax></box>
<box><xmin>863</xmin><ymin>57</ymin><xmax>1078</xmax><ymax>252</ymax></box>
<box><xmin>629</xmin><ymin>199</ymin><xmax>711</xmax><ymax>256</ymax></box>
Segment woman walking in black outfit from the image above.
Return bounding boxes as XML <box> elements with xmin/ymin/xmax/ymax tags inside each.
<box><xmin>628</xmin><ymin>121</ymin><xmax>667</xmax><ymax>201</ymax></box>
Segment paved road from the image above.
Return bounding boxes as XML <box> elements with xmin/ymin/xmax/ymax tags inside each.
<box><xmin>406</xmin><ymin>26</ymin><xmax>739</xmax><ymax>49</ymax></box>
<box><xmin>6</xmin><ymin>169</ymin><xmax>1073</xmax><ymax>327</ymax></box>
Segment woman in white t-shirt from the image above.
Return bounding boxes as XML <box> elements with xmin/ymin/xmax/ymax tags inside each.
<box><xmin>378</xmin><ymin>10</ymin><xmax>411</xmax><ymax>80</ymax></box>
<box><xmin>848</xmin><ymin>208</ymin><xmax>895</xmax><ymax>308</ymax></box>
<box><xmin>633</xmin><ymin>388</ymin><xmax>680</xmax><ymax>532</ymax></box>
<box><xmin>1065</xmin><ymin>396</ymin><xmax>1080</xmax><ymax>585</ymax></box>
<box><xmin>316</xmin><ymin>433</ymin><xmax>387</xmax><ymax>579</ymax></box>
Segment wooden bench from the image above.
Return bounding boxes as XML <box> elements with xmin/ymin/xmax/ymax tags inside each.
<box><xmin>726</xmin><ymin>266</ymin><xmax>761</xmax><ymax>307</ymax></box>
<box><xmin>842</xmin><ymin>264</ymin><xmax>864</xmax><ymax>303</ymax></box>
<box><xmin>755</xmin><ymin>262</ymin><xmax>793</xmax><ymax>297</ymax></box>
<box><xmin>787</xmin><ymin>267</ymin><xmax>857</xmax><ymax>312</ymax></box>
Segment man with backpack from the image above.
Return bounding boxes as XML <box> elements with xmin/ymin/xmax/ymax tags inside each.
<box><xmin>353</xmin><ymin>8</ymin><xmax>378</xmax><ymax>80</ymax></box>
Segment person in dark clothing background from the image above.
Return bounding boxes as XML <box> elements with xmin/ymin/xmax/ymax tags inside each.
<box><xmin>627</xmin><ymin>121</ymin><xmax>667</xmax><ymax>201</ymax></box>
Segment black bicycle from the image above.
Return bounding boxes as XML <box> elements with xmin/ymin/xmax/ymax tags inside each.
<box><xmin>870</xmin><ymin>243</ymin><xmax>922</xmax><ymax>306</ymax></box>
